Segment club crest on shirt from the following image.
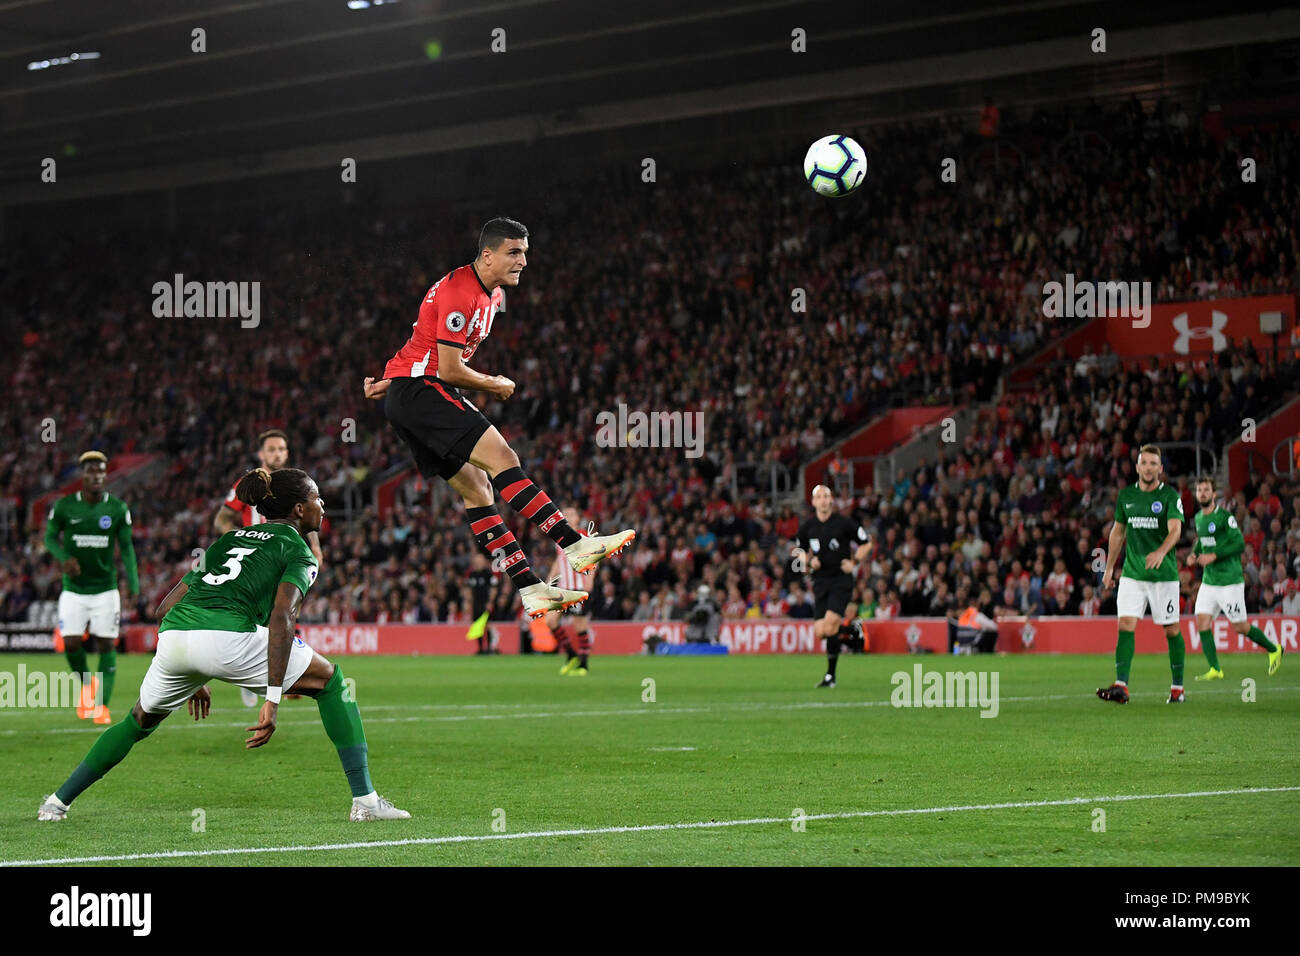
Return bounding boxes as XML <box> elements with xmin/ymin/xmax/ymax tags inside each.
<box><xmin>445</xmin><ymin>311</ymin><xmax>466</xmax><ymax>333</ymax></box>
<box><xmin>1208</xmin><ymin>522</ymin><xmax>1216</xmax><ymax>533</ymax></box>
<box><xmin>98</xmin><ymin>515</ymin><xmax>112</xmax><ymax>529</ymax></box>
<box><xmin>1150</xmin><ymin>500</ymin><xmax>1163</xmax><ymax>514</ymax></box>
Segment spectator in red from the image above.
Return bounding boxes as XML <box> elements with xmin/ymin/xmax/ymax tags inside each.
<box><xmin>978</xmin><ymin>97</ymin><xmax>1000</xmax><ymax>138</ymax></box>
<box><xmin>1250</xmin><ymin>480</ymin><xmax>1282</xmax><ymax>520</ymax></box>
<box><xmin>1044</xmin><ymin>559</ymin><xmax>1074</xmax><ymax>613</ymax></box>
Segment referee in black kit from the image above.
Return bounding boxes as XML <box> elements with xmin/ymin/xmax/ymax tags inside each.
<box><xmin>795</xmin><ymin>484</ymin><xmax>873</xmax><ymax>688</ymax></box>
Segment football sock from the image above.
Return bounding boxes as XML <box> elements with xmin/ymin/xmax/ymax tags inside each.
<box><xmin>466</xmin><ymin>505</ymin><xmax>541</xmax><ymax>589</ymax></box>
<box><xmin>315</xmin><ymin>667</ymin><xmax>373</xmax><ymax>798</ymax></box>
<box><xmin>56</xmin><ymin>711</ymin><xmax>155</xmax><ymax>805</ymax></box>
<box><xmin>1167</xmin><ymin>631</ymin><xmax>1185</xmax><ymax>686</ymax></box>
<box><xmin>1199</xmin><ymin>630</ymin><xmax>1220</xmax><ymax>669</ymax></box>
<box><xmin>98</xmin><ymin>645</ymin><xmax>117</xmax><ymax>706</ymax></box>
<box><xmin>1246</xmin><ymin>625</ymin><xmax>1277</xmax><ymax>653</ymax></box>
<box><xmin>1115</xmin><ymin>629</ymin><xmax>1135</xmax><ymax>684</ymax></box>
<box><xmin>553</xmin><ymin>625</ymin><xmax>573</xmax><ymax>654</ymax></box>
<box><xmin>826</xmin><ymin>635</ymin><xmax>840</xmax><ymax>678</ymax></box>
<box><xmin>491</xmin><ymin>467</ymin><xmax>582</xmax><ymax>548</ymax></box>
<box><xmin>576</xmin><ymin>628</ymin><xmax>591</xmax><ymax>666</ymax></box>
<box><xmin>65</xmin><ymin>642</ymin><xmax>89</xmax><ymax>683</ymax></box>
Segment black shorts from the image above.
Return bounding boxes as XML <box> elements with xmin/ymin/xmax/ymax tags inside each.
<box><xmin>384</xmin><ymin>376</ymin><xmax>492</xmax><ymax>482</ymax></box>
<box><xmin>812</xmin><ymin>575</ymin><xmax>854</xmax><ymax>618</ymax></box>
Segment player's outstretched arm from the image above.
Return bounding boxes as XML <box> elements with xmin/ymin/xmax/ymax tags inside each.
<box><xmin>247</xmin><ymin>581</ymin><xmax>304</xmax><ymax>750</ymax></box>
<box><xmin>214</xmin><ymin>504</ymin><xmax>240</xmax><ymax>535</ymax></box>
<box><xmin>155</xmin><ymin>580</ymin><xmax>189</xmax><ymax>620</ymax></box>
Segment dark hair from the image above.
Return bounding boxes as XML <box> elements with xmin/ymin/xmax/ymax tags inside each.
<box><xmin>257</xmin><ymin>428</ymin><xmax>289</xmax><ymax>449</ymax></box>
<box><xmin>1195</xmin><ymin>474</ymin><xmax>1216</xmax><ymax>488</ymax></box>
<box><xmin>478</xmin><ymin>217</ymin><xmax>528</xmax><ymax>254</ymax></box>
<box><xmin>234</xmin><ymin>467</ymin><xmax>313</xmax><ymax>520</ymax></box>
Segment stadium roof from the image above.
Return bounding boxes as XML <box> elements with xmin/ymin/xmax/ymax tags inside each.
<box><xmin>0</xmin><ymin>0</ymin><xmax>1297</xmax><ymax>202</ymax></box>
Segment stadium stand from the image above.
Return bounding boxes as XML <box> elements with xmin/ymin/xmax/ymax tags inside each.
<box><xmin>1</xmin><ymin>96</ymin><xmax>1297</xmax><ymax>627</ymax></box>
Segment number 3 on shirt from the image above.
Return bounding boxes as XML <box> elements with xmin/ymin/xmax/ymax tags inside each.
<box><xmin>202</xmin><ymin>547</ymin><xmax>257</xmax><ymax>586</ymax></box>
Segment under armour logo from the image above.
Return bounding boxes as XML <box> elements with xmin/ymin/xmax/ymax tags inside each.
<box><xmin>1172</xmin><ymin>310</ymin><xmax>1228</xmax><ymax>354</ymax></box>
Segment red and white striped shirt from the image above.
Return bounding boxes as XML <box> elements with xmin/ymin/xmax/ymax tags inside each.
<box><xmin>552</xmin><ymin>529</ymin><xmax>590</xmax><ymax>591</ymax></box>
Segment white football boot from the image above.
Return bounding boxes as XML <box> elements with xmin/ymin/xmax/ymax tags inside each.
<box><xmin>38</xmin><ymin>794</ymin><xmax>69</xmax><ymax>821</ymax></box>
<box><xmin>563</xmin><ymin>530</ymin><xmax>637</xmax><ymax>575</ymax></box>
<box><xmin>519</xmin><ymin>582</ymin><xmax>589</xmax><ymax>620</ymax></box>
<box><xmin>349</xmin><ymin>793</ymin><xmax>411</xmax><ymax>821</ymax></box>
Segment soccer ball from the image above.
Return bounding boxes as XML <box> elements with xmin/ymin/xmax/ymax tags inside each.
<box><xmin>803</xmin><ymin>134</ymin><xmax>867</xmax><ymax>198</ymax></box>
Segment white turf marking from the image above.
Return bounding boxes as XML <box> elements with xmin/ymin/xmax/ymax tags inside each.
<box><xmin>4</xmin><ymin>786</ymin><xmax>1296</xmax><ymax>867</ymax></box>
<box><xmin>648</xmin><ymin>746</ymin><xmax>697</xmax><ymax>751</ymax></box>
<box><xmin>4</xmin><ymin>685</ymin><xmax>1299</xmax><ymax>736</ymax></box>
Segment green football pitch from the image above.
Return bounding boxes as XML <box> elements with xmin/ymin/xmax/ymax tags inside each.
<box><xmin>1</xmin><ymin>653</ymin><xmax>1296</xmax><ymax>866</ymax></box>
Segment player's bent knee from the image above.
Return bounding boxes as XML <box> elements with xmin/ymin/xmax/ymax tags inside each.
<box><xmin>449</xmin><ymin>465</ymin><xmax>494</xmax><ymax>508</ymax></box>
<box><xmin>293</xmin><ymin>652</ymin><xmax>336</xmax><ymax>694</ymax></box>
<box><xmin>469</xmin><ymin>427</ymin><xmax>519</xmax><ymax>475</ymax></box>
<box><xmin>132</xmin><ymin>701</ymin><xmax>167</xmax><ymax>730</ymax></box>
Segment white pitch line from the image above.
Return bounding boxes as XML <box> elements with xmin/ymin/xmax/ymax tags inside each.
<box><xmin>5</xmin><ymin>785</ymin><xmax>1297</xmax><ymax>867</ymax></box>
<box><xmin>4</xmin><ymin>685</ymin><xmax>1299</xmax><ymax>736</ymax></box>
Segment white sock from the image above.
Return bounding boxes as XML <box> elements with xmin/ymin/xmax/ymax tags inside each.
<box><xmin>355</xmin><ymin>791</ymin><xmax>378</xmax><ymax>808</ymax></box>
<box><xmin>49</xmin><ymin>794</ymin><xmax>70</xmax><ymax>811</ymax></box>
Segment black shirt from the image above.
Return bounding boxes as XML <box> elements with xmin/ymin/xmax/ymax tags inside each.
<box><xmin>796</xmin><ymin>513</ymin><xmax>869</xmax><ymax>579</ymax></box>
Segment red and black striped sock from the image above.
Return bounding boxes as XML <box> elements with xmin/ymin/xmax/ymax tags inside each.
<box><xmin>576</xmin><ymin>628</ymin><xmax>591</xmax><ymax>667</ymax></box>
<box><xmin>466</xmin><ymin>505</ymin><xmax>540</xmax><ymax>589</ymax></box>
<box><xmin>553</xmin><ymin>625</ymin><xmax>574</xmax><ymax>656</ymax></box>
<box><xmin>491</xmin><ymin>467</ymin><xmax>583</xmax><ymax>548</ymax></box>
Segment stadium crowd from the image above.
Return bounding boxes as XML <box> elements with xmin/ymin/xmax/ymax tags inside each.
<box><xmin>1</xmin><ymin>94</ymin><xmax>1298</xmax><ymax>629</ymax></box>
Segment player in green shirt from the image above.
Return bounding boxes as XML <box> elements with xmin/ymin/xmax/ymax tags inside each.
<box><xmin>1187</xmin><ymin>475</ymin><xmax>1282</xmax><ymax>680</ymax></box>
<box><xmin>38</xmin><ymin>467</ymin><xmax>409</xmax><ymax>822</ymax></box>
<box><xmin>1098</xmin><ymin>445</ymin><xmax>1188</xmax><ymax>704</ymax></box>
<box><xmin>43</xmin><ymin>451</ymin><xmax>138</xmax><ymax>724</ymax></box>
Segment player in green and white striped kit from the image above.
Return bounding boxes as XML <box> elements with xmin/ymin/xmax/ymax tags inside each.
<box><xmin>38</xmin><ymin>467</ymin><xmax>409</xmax><ymax>822</ymax></box>
<box><xmin>43</xmin><ymin>451</ymin><xmax>138</xmax><ymax>725</ymax></box>
<box><xmin>1187</xmin><ymin>475</ymin><xmax>1283</xmax><ymax>681</ymax></box>
<box><xmin>1098</xmin><ymin>445</ymin><xmax>1188</xmax><ymax>704</ymax></box>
